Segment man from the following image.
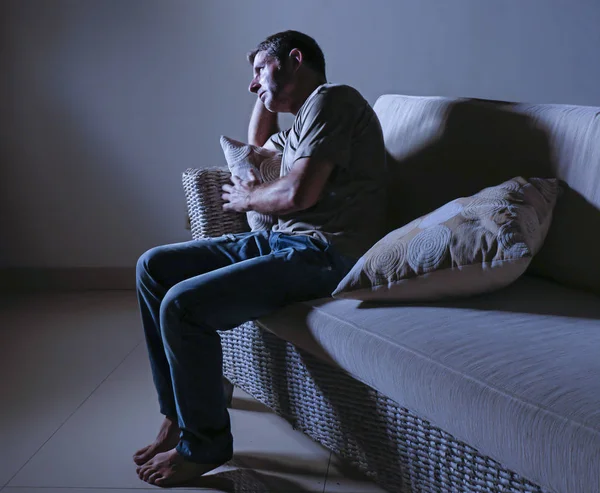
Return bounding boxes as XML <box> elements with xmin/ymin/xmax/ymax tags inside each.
<box><xmin>134</xmin><ymin>30</ymin><xmax>387</xmax><ymax>486</ymax></box>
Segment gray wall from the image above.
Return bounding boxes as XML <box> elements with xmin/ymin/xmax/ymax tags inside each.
<box><xmin>1</xmin><ymin>0</ymin><xmax>599</xmax><ymax>268</ymax></box>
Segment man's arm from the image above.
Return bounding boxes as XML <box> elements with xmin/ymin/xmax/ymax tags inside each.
<box><xmin>226</xmin><ymin>87</ymin><xmax>353</xmax><ymax>214</ymax></box>
<box><xmin>222</xmin><ymin>157</ymin><xmax>335</xmax><ymax>215</ymax></box>
<box><xmin>248</xmin><ymin>98</ymin><xmax>279</xmax><ymax>148</ymax></box>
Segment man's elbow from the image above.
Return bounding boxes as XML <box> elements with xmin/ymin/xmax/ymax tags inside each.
<box><xmin>288</xmin><ymin>188</ymin><xmax>319</xmax><ymax>212</ymax></box>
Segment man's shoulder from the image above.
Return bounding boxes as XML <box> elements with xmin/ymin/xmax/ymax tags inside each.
<box><xmin>299</xmin><ymin>84</ymin><xmax>368</xmax><ymax>121</ymax></box>
<box><xmin>314</xmin><ymin>83</ymin><xmax>365</xmax><ymax>103</ymax></box>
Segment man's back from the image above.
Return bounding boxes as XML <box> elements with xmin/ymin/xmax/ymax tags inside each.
<box><xmin>269</xmin><ymin>83</ymin><xmax>387</xmax><ymax>259</ymax></box>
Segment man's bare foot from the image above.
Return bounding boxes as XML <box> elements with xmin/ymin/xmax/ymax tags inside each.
<box><xmin>133</xmin><ymin>416</ymin><xmax>180</xmax><ymax>466</ymax></box>
<box><xmin>136</xmin><ymin>448</ymin><xmax>223</xmax><ymax>486</ymax></box>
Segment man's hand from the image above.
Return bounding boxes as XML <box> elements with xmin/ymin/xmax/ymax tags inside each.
<box><xmin>222</xmin><ymin>171</ymin><xmax>260</xmax><ymax>213</ymax></box>
<box><xmin>222</xmin><ymin>157</ymin><xmax>335</xmax><ymax>216</ymax></box>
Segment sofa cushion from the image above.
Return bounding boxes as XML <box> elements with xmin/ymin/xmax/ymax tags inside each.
<box><xmin>332</xmin><ymin>177</ymin><xmax>559</xmax><ymax>301</ymax></box>
<box><xmin>258</xmin><ymin>276</ymin><xmax>600</xmax><ymax>493</ymax></box>
<box><xmin>373</xmin><ymin>95</ymin><xmax>600</xmax><ymax>295</ymax></box>
<box><xmin>220</xmin><ymin>136</ymin><xmax>282</xmax><ymax>231</ymax></box>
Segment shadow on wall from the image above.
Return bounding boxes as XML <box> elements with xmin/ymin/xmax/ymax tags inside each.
<box><xmin>384</xmin><ymin>98</ymin><xmax>600</xmax><ymax>295</ymax></box>
<box><xmin>384</xmin><ymin>99</ymin><xmax>554</xmax><ymax>229</ymax></box>
<box><xmin>530</xmin><ymin>184</ymin><xmax>600</xmax><ymax>295</ymax></box>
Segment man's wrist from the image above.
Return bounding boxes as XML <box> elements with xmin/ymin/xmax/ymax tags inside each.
<box><xmin>244</xmin><ymin>188</ymin><xmax>254</xmax><ymax>212</ymax></box>
<box><xmin>249</xmin><ymin>98</ymin><xmax>279</xmax><ymax>146</ymax></box>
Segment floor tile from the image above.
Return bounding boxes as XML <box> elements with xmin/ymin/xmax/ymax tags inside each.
<box><xmin>7</xmin><ymin>343</ymin><xmax>330</xmax><ymax>491</ymax></box>
<box><xmin>0</xmin><ymin>292</ymin><xmax>142</xmax><ymax>487</ymax></box>
<box><xmin>3</xmin><ymin>489</ymin><xmax>182</xmax><ymax>493</ymax></box>
<box><xmin>2</xmin><ymin>489</ymin><xmax>227</xmax><ymax>493</ymax></box>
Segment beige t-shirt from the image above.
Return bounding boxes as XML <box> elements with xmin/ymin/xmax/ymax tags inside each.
<box><xmin>267</xmin><ymin>83</ymin><xmax>387</xmax><ymax>259</ymax></box>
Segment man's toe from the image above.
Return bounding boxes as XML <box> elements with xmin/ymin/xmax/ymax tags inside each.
<box><xmin>133</xmin><ymin>445</ymin><xmax>148</xmax><ymax>458</ymax></box>
<box><xmin>140</xmin><ymin>464</ymin><xmax>153</xmax><ymax>481</ymax></box>
<box><xmin>149</xmin><ymin>472</ymin><xmax>163</xmax><ymax>484</ymax></box>
<box><xmin>133</xmin><ymin>451</ymin><xmax>147</xmax><ymax>465</ymax></box>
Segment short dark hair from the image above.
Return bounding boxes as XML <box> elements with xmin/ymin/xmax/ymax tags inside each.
<box><xmin>247</xmin><ymin>30</ymin><xmax>326</xmax><ymax>80</ymax></box>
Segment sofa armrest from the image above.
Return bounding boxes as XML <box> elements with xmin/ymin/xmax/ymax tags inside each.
<box><xmin>182</xmin><ymin>167</ymin><xmax>250</xmax><ymax>240</ymax></box>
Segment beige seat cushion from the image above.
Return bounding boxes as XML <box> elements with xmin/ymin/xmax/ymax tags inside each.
<box><xmin>333</xmin><ymin>177</ymin><xmax>559</xmax><ymax>301</ymax></box>
<box><xmin>258</xmin><ymin>276</ymin><xmax>600</xmax><ymax>493</ymax></box>
<box><xmin>220</xmin><ymin>136</ymin><xmax>281</xmax><ymax>231</ymax></box>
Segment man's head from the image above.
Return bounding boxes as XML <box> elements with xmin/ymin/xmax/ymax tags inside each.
<box><xmin>247</xmin><ymin>31</ymin><xmax>326</xmax><ymax>114</ymax></box>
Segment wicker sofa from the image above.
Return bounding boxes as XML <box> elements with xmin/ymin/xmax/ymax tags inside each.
<box><xmin>183</xmin><ymin>95</ymin><xmax>600</xmax><ymax>493</ymax></box>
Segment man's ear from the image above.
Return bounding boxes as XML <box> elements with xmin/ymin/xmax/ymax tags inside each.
<box><xmin>288</xmin><ymin>48</ymin><xmax>303</xmax><ymax>72</ymax></box>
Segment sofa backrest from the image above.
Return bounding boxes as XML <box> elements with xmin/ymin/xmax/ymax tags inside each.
<box><xmin>373</xmin><ymin>95</ymin><xmax>600</xmax><ymax>294</ymax></box>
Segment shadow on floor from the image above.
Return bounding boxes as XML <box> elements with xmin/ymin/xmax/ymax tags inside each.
<box><xmin>230</xmin><ymin>397</ymin><xmax>273</xmax><ymax>414</ymax></box>
<box><xmin>180</xmin><ymin>460</ymin><xmax>315</xmax><ymax>492</ymax></box>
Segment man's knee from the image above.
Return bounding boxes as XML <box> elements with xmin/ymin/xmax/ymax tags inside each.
<box><xmin>159</xmin><ymin>282</ymin><xmax>210</xmax><ymax>337</ymax></box>
<box><xmin>136</xmin><ymin>245</ymin><xmax>169</xmax><ymax>285</ymax></box>
<box><xmin>159</xmin><ymin>287</ymin><xmax>183</xmax><ymax>326</ymax></box>
<box><xmin>136</xmin><ymin>247</ymin><xmax>154</xmax><ymax>281</ymax></box>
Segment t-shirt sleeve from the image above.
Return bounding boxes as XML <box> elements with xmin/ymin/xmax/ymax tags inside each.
<box><xmin>293</xmin><ymin>87</ymin><xmax>360</xmax><ymax>168</ymax></box>
<box><xmin>266</xmin><ymin>128</ymin><xmax>290</xmax><ymax>152</ymax></box>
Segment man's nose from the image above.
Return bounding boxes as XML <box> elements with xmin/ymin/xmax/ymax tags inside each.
<box><xmin>249</xmin><ymin>78</ymin><xmax>260</xmax><ymax>94</ymax></box>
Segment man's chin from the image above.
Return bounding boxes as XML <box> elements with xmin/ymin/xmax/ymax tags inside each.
<box><xmin>265</xmin><ymin>103</ymin><xmax>280</xmax><ymax>113</ymax></box>
<box><xmin>265</xmin><ymin>100</ymin><xmax>288</xmax><ymax>114</ymax></box>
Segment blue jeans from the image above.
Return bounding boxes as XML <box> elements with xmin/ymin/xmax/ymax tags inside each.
<box><xmin>135</xmin><ymin>230</ymin><xmax>356</xmax><ymax>464</ymax></box>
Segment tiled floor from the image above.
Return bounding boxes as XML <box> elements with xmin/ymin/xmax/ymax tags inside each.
<box><xmin>0</xmin><ymin>291</ymin><xmax>385</xmax><ymax>493</ymax></box>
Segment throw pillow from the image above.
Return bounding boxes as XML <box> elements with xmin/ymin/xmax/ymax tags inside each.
<box><xmin>332</xmin><ymin>177</ymin><xmax>560</xmax><ymax>302</ymax></box>
<box><xmin>220</xmin><ymin>136</ymin><xmax>282</xmax><ymax>231</ymax></box>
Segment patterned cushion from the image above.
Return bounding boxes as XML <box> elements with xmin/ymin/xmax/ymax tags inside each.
<box><xmin>332</xmin><ymin>177</ymin><xmax>560</xmax><ymax>301</ymax></box>
<box><xmin>220</xmin><ymin>136</ymin><xmax>282</xmax><ymax>231</ymax></box>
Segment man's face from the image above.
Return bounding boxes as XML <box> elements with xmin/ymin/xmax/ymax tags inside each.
<box><xmin>249</xmin><ymin>51</ymin><xmax>293</xmax><ymax>112</ymax></box>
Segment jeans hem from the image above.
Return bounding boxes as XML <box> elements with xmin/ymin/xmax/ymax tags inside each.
<box><xmin>175</xmin><ymin>440</ymin><xmax>234</xmax><ymax>465</ymax></box>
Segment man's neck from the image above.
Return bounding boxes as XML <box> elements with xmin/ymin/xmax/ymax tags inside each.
<box><xmin>289</xmin><ymin>78</ymin><xmax>326</xmax><ymax>116</ymax></box>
